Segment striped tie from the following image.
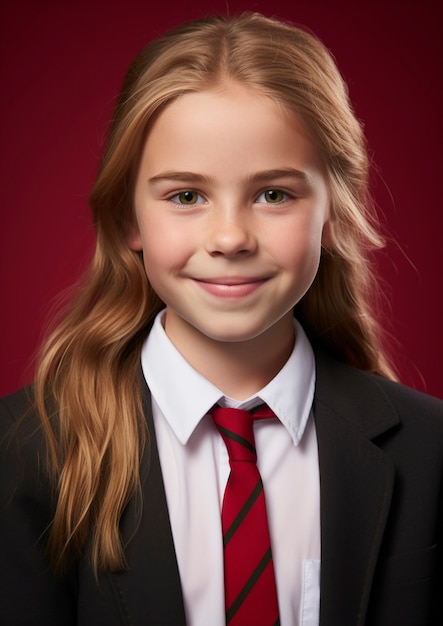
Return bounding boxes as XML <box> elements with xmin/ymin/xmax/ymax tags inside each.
<box><xmin>211</xmin><ymin>405</ymin><xmax>280</xmax><ymax>626</ymax></box>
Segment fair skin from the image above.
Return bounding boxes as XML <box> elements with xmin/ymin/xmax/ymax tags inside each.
<box><xmin>130</xmin><ymin>83</ymin><xmax>330</xmax><ymax>398</ymax></box>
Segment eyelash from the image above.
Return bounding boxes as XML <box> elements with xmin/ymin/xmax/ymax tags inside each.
<box><xmin>167</xmin><ymin>188</ymin><xmax>293</xmax><ymax>207</ymax></box>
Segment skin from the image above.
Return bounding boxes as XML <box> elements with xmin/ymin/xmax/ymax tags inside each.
<box><xmin>129</xmin><ymin>83</ymin><xmax>330</xmax><ymax>399</ymax></box>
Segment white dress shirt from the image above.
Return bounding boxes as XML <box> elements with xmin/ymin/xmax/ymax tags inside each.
<box><xmin>141</xmin><ymin>311</ymin><xmax>321</xmax><ymax>626</ymax></box>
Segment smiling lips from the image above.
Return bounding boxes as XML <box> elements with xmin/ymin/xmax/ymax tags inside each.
<box><xmin>192</xmin><ymin>276</ymin><xmax>270</xmax><ymax>298</ymax></box>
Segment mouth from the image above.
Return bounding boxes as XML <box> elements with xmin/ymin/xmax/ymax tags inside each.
<box><xmin>192</xmin><ymin>276</ymin><xmax>270</xmax><ymax>298</ymax></box>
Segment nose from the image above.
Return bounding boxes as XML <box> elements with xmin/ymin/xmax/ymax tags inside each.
<box><xmin>206</xmin><ymin>205</ymin><xmax>257</xmax><ymax>258</ymax></box>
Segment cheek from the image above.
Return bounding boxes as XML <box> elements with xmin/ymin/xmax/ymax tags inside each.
<box><xmin>139</xmin><ymin>217</ymin><xmax>193</xmax><ymax>274</ymax></box>
<box><xmin>274</xmin><ymin>219</ymin><xmax>324</xmax><ymax>274</ymax></box>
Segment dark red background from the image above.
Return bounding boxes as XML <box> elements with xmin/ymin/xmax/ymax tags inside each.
<box><xmin>1</xmin><ymin>0</ymin><xmax>442</xmax><ymax>398</ymax></box>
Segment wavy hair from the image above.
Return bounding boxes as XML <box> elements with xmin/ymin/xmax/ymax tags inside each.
<box><xmin>34</xmin><ymin>13</ymin><xmax>395</xmax><ymax>574</ymax></box>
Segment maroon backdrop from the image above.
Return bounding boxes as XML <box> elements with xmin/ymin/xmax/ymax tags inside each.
<box><xmin>1</xmin><ymin>0</ymin><xmax>442</xmax><ymax>398</ymax></box>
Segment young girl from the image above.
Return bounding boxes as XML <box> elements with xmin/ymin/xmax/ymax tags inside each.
<box><xmin>1</xmin><ymin>12</ymin><xmax>441</xmax><ymax>626</ymax></box>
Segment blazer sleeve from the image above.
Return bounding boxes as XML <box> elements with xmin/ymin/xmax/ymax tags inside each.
<box><xmin>0</xmin><ymin>388</ymin><xmax>78</xmax><ymax>626</ymax></box>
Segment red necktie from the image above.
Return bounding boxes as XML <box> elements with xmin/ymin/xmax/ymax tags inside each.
<box><xmin>211</xmin><ymin>405</ymin><xmax>280</xmax><ymax>626</ymax></box>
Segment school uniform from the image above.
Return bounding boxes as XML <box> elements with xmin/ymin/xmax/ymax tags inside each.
<box><xmin>1</xmin><ymin>317</ymin><xmax>442</xmax><ymax>626</ymax></box>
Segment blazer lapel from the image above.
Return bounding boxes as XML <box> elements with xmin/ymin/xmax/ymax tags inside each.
<box><xmin>108</xmin><ymin>377</ymin><xmax>186</xmax><ymax>626</ymax></box>
<box><xmin>313</xmin><ymin>351</ymin><xmax>399</xmax><ymax>626</ymax></box>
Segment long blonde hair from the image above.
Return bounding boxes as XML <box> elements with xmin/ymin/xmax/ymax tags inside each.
<box><xmin>35</xmin><ymin>13</ymin><xmax>395</xmax><ymax>574</ymax></box>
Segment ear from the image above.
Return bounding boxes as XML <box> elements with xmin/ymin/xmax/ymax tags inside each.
<box><xmin>127</xmin><ymin>223</ymin><xmax>143</xmax><ymax>251</ymax></box>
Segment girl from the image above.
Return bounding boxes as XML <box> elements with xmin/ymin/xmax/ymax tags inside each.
<box><xmin>1</xmin><ymin>12</ymin><xmax>441</xmax><ymax>626</ymax></box>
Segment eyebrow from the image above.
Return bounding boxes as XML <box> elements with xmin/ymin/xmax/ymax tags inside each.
<box><xmin>148</xmin><ymin>168</ymin><xmax>312</xmax><ymax>186</ymax></box>
<box><xmin>148</xmin><ymin>171</ymin><xmax>211</xmax><ymax>185</ymax></box>
<box><xmin>246</xmin><ymin>168</ymin><xmax>312</xmax><ymax>185</ymax></box>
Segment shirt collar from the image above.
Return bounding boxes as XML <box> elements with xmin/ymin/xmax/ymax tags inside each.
<box><xmin>141</xmin><ymin>311</ymin><xmax>315</xmax><ymax>447</ymax></box>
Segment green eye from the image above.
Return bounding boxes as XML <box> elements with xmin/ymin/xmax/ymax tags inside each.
<box><xmin>256</xmin><ymin>189</ymin><xmax>288</xmax><ymax>204</ymax></box>
<box><xmin>177</xmin><ymin>190</ymin><xmax>198</xmax><ymax>204</ymax></box>
<box><xmin>264</xmin><ymin>189</ymin><xmax>285</xmax><ymax>203</ymax></box>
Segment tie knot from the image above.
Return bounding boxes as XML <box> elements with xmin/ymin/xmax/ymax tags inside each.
<box><xmin>211</xmin><ymin>405</ymin><xmax>275</xmax><ymax>463</ymax></box>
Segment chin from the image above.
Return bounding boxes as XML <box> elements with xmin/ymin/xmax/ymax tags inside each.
<box><xmin>194</xmin><ymin>319</ymin><xmax>281</xmax><ymax>345</ymax></box>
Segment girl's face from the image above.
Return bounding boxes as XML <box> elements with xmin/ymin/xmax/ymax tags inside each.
<box><xmin>130</xmin><ymin>83</ymin><xmax>329</xmax><ymax>353</ymax></box>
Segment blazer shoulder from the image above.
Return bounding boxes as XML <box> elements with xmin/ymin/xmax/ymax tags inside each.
<box><xmin>0</xmin><ymin>385</ymin><xmax>43</xmax><ymax>446</ymax></box>
<box><xmin>1</xmin><ymin>385</ymin><xmax>36</xmax><ymax>421</ymax></box>
<box><xmin>365</xmin><ymin>373</ymin><xmax>443</xmax><ymax>419</ymax></box>
<box><xmin>314</xmin><ymin>349</ymin><xmax>443</xmax><ymax>438</ymax></box>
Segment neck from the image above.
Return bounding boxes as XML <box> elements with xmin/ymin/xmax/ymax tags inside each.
<box><xmin>163</xmin><ymin>311</ymin><xmax>295</xmax><ymax>400</ymax></box>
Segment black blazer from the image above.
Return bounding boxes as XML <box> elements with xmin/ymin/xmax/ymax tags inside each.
<box><xmin>1</xmin><ymin>350</ymin><xmax>442</xmax><ymax>626</ymax></box>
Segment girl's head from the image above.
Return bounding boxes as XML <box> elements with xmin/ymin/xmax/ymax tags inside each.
<box><xmin>92</xmin><ymin>13</ymin><xmax>372</xmax><ymax>251</ymax></box>
<box><xmin>89</xmin><ymin>12</ymin><xmax>388</xmax><ymax>371</ymax></box>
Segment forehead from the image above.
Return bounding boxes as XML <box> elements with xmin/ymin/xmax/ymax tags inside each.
<box><xmin>153</xmin><ymin>82</ymin><xmax>302</xmax><ymax>133</ymax></box>
<box><xmin>140</xmin><ymin>83</ymin><xmax>322</xmax><ymax>176</ymax></box>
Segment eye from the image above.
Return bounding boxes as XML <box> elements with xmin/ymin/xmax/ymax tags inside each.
<box><xmin>169</xmin><ymin>190</ymin><xmax>205</xmax><ymax>206</ymax></box>
<box><xmin>255</xmin><ymin>189</ymin><xmax>289</xmax><ymax>204</ymax></box>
